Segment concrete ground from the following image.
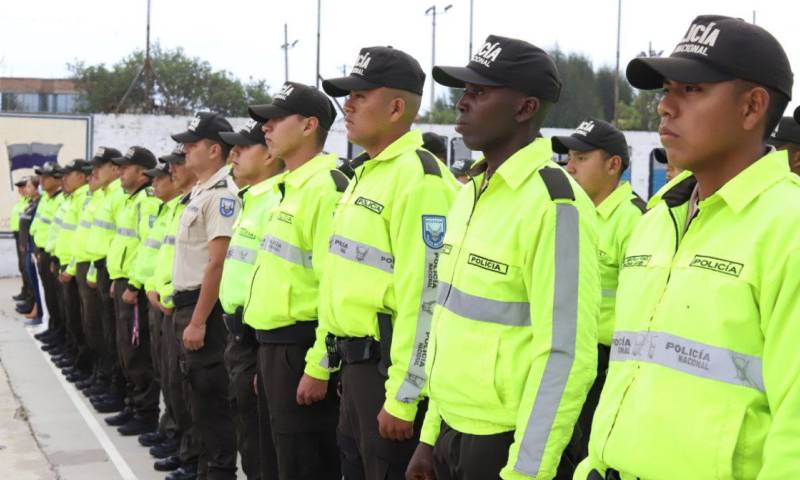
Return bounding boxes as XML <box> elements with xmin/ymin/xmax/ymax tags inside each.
<box><xmin>0</xmin><ymin>276</ymin><xmax>169</xmax><ymax>480</ymax></box>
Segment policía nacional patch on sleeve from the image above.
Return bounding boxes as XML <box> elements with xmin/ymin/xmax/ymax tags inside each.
<box><xmin>422</xmin><ymin>215</ymin><xmax>446</xmax><ymax>249</ymax></box>
<box><xmin>219</xmin><ymin>198</ymin><xmax>236</xmax><ymax>218</ymax></box>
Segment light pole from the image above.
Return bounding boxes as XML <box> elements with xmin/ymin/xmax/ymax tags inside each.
<box><xmin>613</xmin><ymin>0</ymin><xmax>622</xmax><ymax>126</ymax></box>
<box><xmin>281</xmin><ymin>23</ymin><xmax>299</xmax><ymax>83</ymax></box>
<box><xmin>468</xmin><ymin>0</ymin><xmax>474</xmax><ymax>59</ymax></box>
<box><xmin>425</xmin><ymin>4</ymin><xmax>452</xmax><ymax>116</ymax></box>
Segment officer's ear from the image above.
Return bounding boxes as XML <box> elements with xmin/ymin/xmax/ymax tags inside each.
<box><xmin>302</xmin><ymin>116</ymin><xmax>320</xmax><ymax>139</ymax></box>
<box><xmin>736</xmin><ymin>82</ymin><xmax>770</xmax><ymax>136</ymax></box>
<box><xmin>514</xmin><ymin>96</ymin><xmax>540</xmax><ymax>124</ymax></box>
<box><xmin>606</xmin><ymin>154</ymin><xmax>623</xmax><ymax>177</ymax></box>
<box><xmin>387</xmin><ymin>96</ymin><xmax>407</xmax><ymax>124</ymax></box>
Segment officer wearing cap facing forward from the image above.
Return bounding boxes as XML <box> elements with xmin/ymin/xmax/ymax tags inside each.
<box><xmin>768</xmin><ymin>107</ymin><xmax>800</xmax><ymax>175</ymax></box>
<box><xmin>170</xmin><ymin>112</ymin><xmax>240</xmax><ymax>479</ymax></box>
<box><xmin>576</xmin><ymin>15</ymin><xmax>800</xmax><ymax>480</ymax></box>
<box><xmin>319</xmin><ymin>46</ymin><xmax>457</xmax><ymax>479</ymax></box>
<box><xmin>406</xmin><ymin>35</ymin><xmax>600</xmax><ymax>480</ymax></box>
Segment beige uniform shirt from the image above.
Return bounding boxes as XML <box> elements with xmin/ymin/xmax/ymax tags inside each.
<box><xmin>173</xmin><ymin>165</ymin><xmax>240</xmax><ymax>292</ymax></box>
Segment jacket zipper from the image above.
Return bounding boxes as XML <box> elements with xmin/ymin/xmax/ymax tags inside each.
<box><xmin>242</xmin><ymin>264</ymin><xmax>260</xmax><ymax>317</ymax></box>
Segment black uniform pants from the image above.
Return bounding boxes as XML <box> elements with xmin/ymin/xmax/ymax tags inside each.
<box><xmin>338</xmin><ymin>362</ymin><xmax>426</xmax><ymax>480</ymax></box>
<box><xmin>173</xmin><ymin>300</ymin><xmax>236</xmax><ymax>479</ymax></box>
<box><xmin>149</xmin><ymin>307</ymin><xmax>177</xmax><ymax>437</ymax></box>
<box><xmin>257</xmin><ymin>342</ymin><xmax>339</xmax><ymax>480</ymax></box>
<box><xmin>62</xmin><ymin>274</ymin><xmax>91</xmax><ymax>372</ymax></box>
<box><xmin>432</xmin><ymin>422</ymin><xmax>515</xmax><ymax>480</ymax></box>
<box><xmin>14</xmin><ymin>232</ymin><xmax>32</xmax><ymax>298</ymax></box>
<box><xmin>112</xmin><ymin>279</ymin><xmax>159</xmax><ymax>420</ymax></box>
<box><xmin>97</xmin><ymin>263</ymin><xmax>124</xmax><ymax>394</ymax></box>
<box><xmin>36</xmin><ymin>251</ymin><xmax>63</xmax><ymax>335</ymax></box>
<box><xmin>256</xmin><ymin>372</ymin><xmax>279</xmax><ymax>480</ymax></box>
<box><xmin>75</xmin><ymin>262</ymin><xmax>102</xmax><ymax>378</ymax></box>
<box><xmin>163</xmin><ymin>312</ymin><xmax>201</xmax><ymax>467</ymax></box>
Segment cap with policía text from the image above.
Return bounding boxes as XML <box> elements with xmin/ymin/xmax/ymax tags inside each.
<box><xmin>552</xmin><ymin>117</ymin><xmax>630</xmax><ymax>168</ymax></box>
<box><xmin>60</xmin><ymin>158</ymin><xmax>93</xmax><ymax>174</ymax></box>
<box><xmin>171</xmin><ymin>112</ymin><xmax>233</xmax><ymax>144</ymax></box>
<box><xmin>34</xmin><ymin>161</ymin><xmax>63</xmax><ymax>178</ymax></box>
<box><xmin>322</xmin><ymin>46</ymin><xmax>426</xmax><ymax>97</ymax></box>
<box><xmin>90</xmin><ymin>146</ymin><xmax>122</xmax><ymax>166</ymax></box>
<box><xmin>112</xmin><ymin>146</ymin><xmax>157</xmax><ymax>169</ymax></box>
<box><xmin>144</xmin><ymin>161</ymin><xmax>171</xmax><ymax>178</ymax></box>
<box><xmin>433</xmin><ymin>35</ymin><xmax>562</xmax><ymax>102</ymax></box>
<box><xmin>220</xmin><ymin>119</ymin><xmax>267</xmax><ymax>146</ymax></box>
<box><xmin>159</xmin><ymin>144</ymin><xmax>186</xmax><ymax>164</ymax></box>
<box><xmin>627</xmin><ymin>15</ymin><xmax>793</xmax><ymax>100</ymax></box>
<box><xmin>249</xmin><ymin>82</ymin><xmax>337</xmax><ymax>130</ymax></box>
<box><xmin>767</xmin><ymin>116</ymin><xmax>800</xmax><ymax>147</ymax></box>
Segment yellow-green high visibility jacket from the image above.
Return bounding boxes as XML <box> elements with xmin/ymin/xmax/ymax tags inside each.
<box><xmin>576</xmin><ymin>150</ymin><xmax>800</xmax><ymax>480</ymax></box>
<box><xmin>45</xmin><ymin>192</ymin><xmax>68</xmax><ymax>254</ymax></box>
<box><xmin>31</xmin><ymin>190</ymin><xmax>62</xmax><ymax>249</ymax></box>
<box><xmin>10</xmin><ymin>196</ymin><xmax>30</xmax><ymax>232</ymax></box>
<box><xmin>418</xmin><ymin>138</ymin><xmax>600</xmax><ymax>480</ymax></box>
<box><xmin>596</xmin><ymin>182</ymin><xmax>645</xmax><ymax>346</ymax></box>
<box><xmin>55</xmin><ymin>184</ymin><xmax>89</xmax><ymax>267</ymax></box>
<box><xmin>318</xmin><ymin>129</ymin><xmax>458</xmax><ymax>422</ymax></box>
<box><xmin>130</xmin><ymin>195</ymin><xmax>177</xmax><ymax>290</ymax></box>
<box><xmin>107</xmin><ymin>185</ymin><xmax>160</xmax><ymax>280</ymax></box>
<box><xmin>148</xmin><ymin>195</ymin><xmax>187</xmax><ymax>310</ymax></box>
<box><xmin>243</xmin><ymin>153</ymin><xmax>346</xmax><ymax>381</ymax></box>
<box><xmin>86</xmin><ymin>179</ymin><xmax>125</xmax><ymax>260</ymax></box>
<box><xmin>222</xmin><ymin>176</ymin><xmax>282</xmax><ymax>315</ymax></box>
<box><xmin>66</xmin><ymin>188</ymin><xmax>106</xmax><ymax>277</ymax></box>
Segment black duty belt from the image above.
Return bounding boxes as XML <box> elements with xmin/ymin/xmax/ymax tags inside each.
<box><xmin>326</xmin><ymin>312</ymin><xmax>393</xmax><ymax>377</ymax></box>
<box><xmin>588</xmin><ymin>469</ymin><xmax>624</xmax><ymax>480</ymax></box>
<box><xmin>255</xmin><ymin>321</ymin><xmax>317</xmax><ymax>347</ymax></box>
<box><xmin>173</xmin><ymin>289</ymin><xmax>200</xmax><ymax>309</ymax></box>
<box><xmin>222</xmin><ymin>307</ymin><xmax>257</xmax><ymax>345</ymax></box>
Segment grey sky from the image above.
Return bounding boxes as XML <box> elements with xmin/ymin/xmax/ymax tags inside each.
<box><xmin>3</xmin><ymin>0</ymin><xmax>799</xmax><ymax>115</ymax></box>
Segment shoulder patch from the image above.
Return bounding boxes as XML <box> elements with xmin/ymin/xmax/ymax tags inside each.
<box><xmin>219</xmin><ymin>198</ymin><xmax>236</xmax><ymax>217</ymax></box>
<box><xmin>630</xmin><ymin>195</ymin><xmax>647</xmax><ymax>213</ymax></box>
<box><xmin>336</xmin><ymin>157</ymin><xmax>356</xmax><ymax>179</ymax></box>
<box><xmin>212</xmin><ymin>178</ymin><xmax>228</xmax><ymax>189</ymax></box>
<box><xmin>421</xmin><ymin>215</ymin><xmax>446</xmax><ymax>249</ymax></box>
<box><xmin>416</xmin><ymin>149</ymin><xmax>442</xmax><ymax>177</ymax></box>
<box><xmin>539</xmin><ymin>167</ymin><xmax>575</xmax><ymax>201</ymax></box>
<box><xmin>329</xmin><ymin>169</ymin><xmax>349</xmax><ymax>193</ymax></box>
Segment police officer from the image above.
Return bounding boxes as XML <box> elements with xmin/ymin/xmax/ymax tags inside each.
<box><xmin>20</xmin><ymin>177</ymin><xmax>43</xmax><ymax>326</ymax></box>
<box><xmin>106</xmin><ymin>147</ymin><xmax>161</xmax><ymax>436</ymax></box>
<box><xmin>406</xmin><ymin>35</ymin><xmax>599</xmax><ymax>480</ymax></box>
<box><xmin>218</xmin><ymin>118</ymin><xmax>283</xmax><ymax>479</ymax></box>
<box><xmin>170</xmin><ymin>112</ymin><xmax>239</xmax><ymax>480</ymax></box>
<box><xmin>576</xmin><ymin>15</ymin><xmax>800</xmax><ymax>479</ymax></box>
<box><xmin>11</xmin><ymin>177</ymin><xmax>32</xmax><ymax>309</ymax></box>
<box><xmin>245</xmin><ymin>81</ymin><xmax>344</xmax><ymax>479</ymax></box>
<box><xmin>321</xmin><ymin>46</ymin><xmax>457</xmax><ymax>479</ymax></box>
<box><xmin>552</xmin><ymin>118</ymin><xmax>645</xmax><ymax>469</ymax></box>
<box><xmin>767</xmin><ymin>111</ymin><xmax>800</xmax><ymax>175</ymax></box>
<box><xmin>422</xmin><ymin>132</ymin><xmax>448</xmax><ymax>164</ymax></box>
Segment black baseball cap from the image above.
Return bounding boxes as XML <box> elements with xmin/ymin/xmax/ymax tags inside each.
<box><xmin>449</xmin><ymin>158</ymin><xmax>475</xmax><ymax>177</ymax></box>
<box><xmin>220</xmin><ymin>119</ymin><xmax>266</xmax><ymax>146</ymax></box>
<box><xmin>323</xmin><ymin>46</ymin><xmax>426</xmax><ymax>97</ymax></box>
<box><xmin>552</xmin><ymin>118</ymin><xmax>630</xmax><ymax>168</ymax></box>
<box><xmin>794</xmin><ymin>105</ymin><xmax>800</xmax><ymax>124</ymax></box>
<box><xmin>651</xmin><ymin>147</ymin><xmax>668</xmax><ymax>164</ymax></box>
<box><xmin>433</xmin><ymin>35</ymin><xmax>562</xmax><ymax>102</ymax></box>
<box><xmin>61</xmin><ymin>158</ymin><xmax>93</xmax><ymax>174</ymax></box>
<box><xmin>422</xmin><ymin>132</ymin><xmax>447</xmax><ymax>156</ymax></box>
<box><xmin>171</xmin><ymin>112</ymin><xmax>234</xmax><ymax>144</ymax></box>
<box><xmin>768</xmin><ymin>116</ymin><xmax>800</xmax><ymax>146</ymax></box>
<box><xmin>249</xmin><ymin>82</ymin><xmax>337</xmax><ymax>131</ymax></box>
<box><xmin>112</xmin><ymin>146</ymin><xmax>157</xmax><ymax>169</ymax></box>
<box><xmin>144</xmin><ymin>161</ymin><xmax>171</xmax><ymax>178</ymax></box>
<box><xmin>159</xmin><ymin>145</ymin><xmax>186</xmax><ymax>164</ymax></box>
<box><xmin>627</xmin><ymin>15</ymin><xmax>793</xmax><ymax>100</ymax></box>
<box><xmin>34</xmin><ymin>161</ymin><xmax>63</xmax><ymax>178</ymax></box>
<box><xmin>90</xmin><ymin>146</ymin><xmax>122</xmax><ymax>166</ymax></box>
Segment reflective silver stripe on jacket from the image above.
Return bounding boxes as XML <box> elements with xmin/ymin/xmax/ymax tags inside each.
<box><xmin>60</xmin><ymin>222</ymin><xmax>77</xmax><ymax>231</ymax></box>
<box><xmin>328</xmin><ymin>235</ymin><xmax>393</xmax><ymax>273</ymax></box>
<box><xmin>163</xmin><ymin>235</ymin><xmax>176</xmax><ymax>246</ymax></box>
<box><xmin>94</xmin><ymin>219</ymin><xmax>115</xmax><ymax>231</ymax></box>
<box><xmin>79</xmin><ymin>220</ymin><xmax>92</xmax><ymax>229</ymax></box>
<box><xmin>226</xmin><ymin>245</ymin><xmax>257</xmax><ymax>265</ymax></box>
<box><xmin>143</xmin><ymin>239</ymin><xmax>162</xmax><ymax>249</ymax></box>
<box><xmin>437</xmin><ymin>282</ymin><xmax>530</xmax><ymax>327</ymax></box>
<box><xmin>261</xmin><ymin>235</ymin><xmax>312</xmax><ymax>269</ymax></box>
<box><xmin>116</xmin><ymin>227</ymin><xmax>137</xmax><ymax>238</ymax></box>
<box><xmin>515</xmin><ymin>203</ymin><xmax>580</xmax><ymax>476</ymax></box>
<box><xmin>611</xmin><ymin>330</ymin><xmax>765</xmax><ymax>392</ymax></box>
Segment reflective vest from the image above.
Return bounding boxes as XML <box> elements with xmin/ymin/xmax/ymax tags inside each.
<box><xmin>66</xmin><ymin>188</ymin><xmax>106</xmax><ymax>276</ymax></box>
<box><xmin>45</xmin><ymin>193</ymin><xmax>67</xmax><ymax>254</ymax></box>
<box><xmin>106</xmin><ymin>185</ymin><xmax>160</xmax><ymax>280</ymax></box>
<box><xmin>86</xmin><ymin>179</ymin><xmax>125</xmax><ymax>260</ymax></box>
<box><xmin>55</xmin><ymin>184</ymin><xmax>89</xmax><ymax>267</ymax></box>
<box><xmin>31</xmin><ymin>190</ymin><xmax>62</xmax><ymax>249</ymax></box>
<box><xmin>418</xmin><ymin>138</ymin><xmax>599</xmax><ymax>480</ymax></box>
<box><xmin>10</xmin><ymin>197</ymin><xmax>29</xmax><ymax>232</ymax></box>
<box><xmin>595</xmin><ymin>182</ymin><xmax>645</xmax><ymax>346</ymax></box>
<box><xmin>318</xmin><ymin>129</ymin><xmax>458</xmax><ymax>422</ymax></box>
<box><xmin>148</xmin><ymin>195</ymin><xmax>187</xmax><ymax>309</ymax></box>
<box><xmin>221</xmin><ymin>175</ymin><xmax>282</xmax><ymax>315</ymax></box>
<box><xmin>242</xmin><ymin>153</ymin><xmax>345</xmax><ymax>381</ymax></box>
<box><xmin>577</xmin><ymin>150</ymin><xmax>800</xmax><ymax>480</ymax></box>
<box><xmin>129</xmin><ymin>195</ymin><xmax>176</xmax><ymax>290</ymax></box>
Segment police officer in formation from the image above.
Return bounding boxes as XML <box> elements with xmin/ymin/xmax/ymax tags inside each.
<box><xmin>17</xmin><ymin>12</ymin><xmax>800</xmax><ymax>480</ymax></box>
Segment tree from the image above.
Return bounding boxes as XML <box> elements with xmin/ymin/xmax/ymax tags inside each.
<box><xmin>422</xmin><ymin>87</ymin><xmax>461</xmax><ymax>124</ymax></box>
<box><xmin>546</xmin><ymin>49</ymin><xmax>604</xmax><ymax>128</ymax></box>
<box><xmin>69</xmin><ymin>45</ymin><xmax>271</xmax><ymax>116</ymax></box>
<box><xmin>594</xmin><ymin>67</ymin><xmax>633</xmax><ymax>122</ymax></box>
<box><xmin>616</xmin><ymin>90</ymin><xmax>661</xmax><ymax>131</ymax></box>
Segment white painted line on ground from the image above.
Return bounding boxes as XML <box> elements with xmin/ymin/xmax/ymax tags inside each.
<box><xmin>26</xmin><ymin>328</ymin><xmax>138</xmax><ymax>480</ymax></box>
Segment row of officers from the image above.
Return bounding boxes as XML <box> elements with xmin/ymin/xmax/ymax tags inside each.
<box><xmin>9</xmin><ymin>16</ymin><xmax>800</xmax><ymax>480</ymax></box>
